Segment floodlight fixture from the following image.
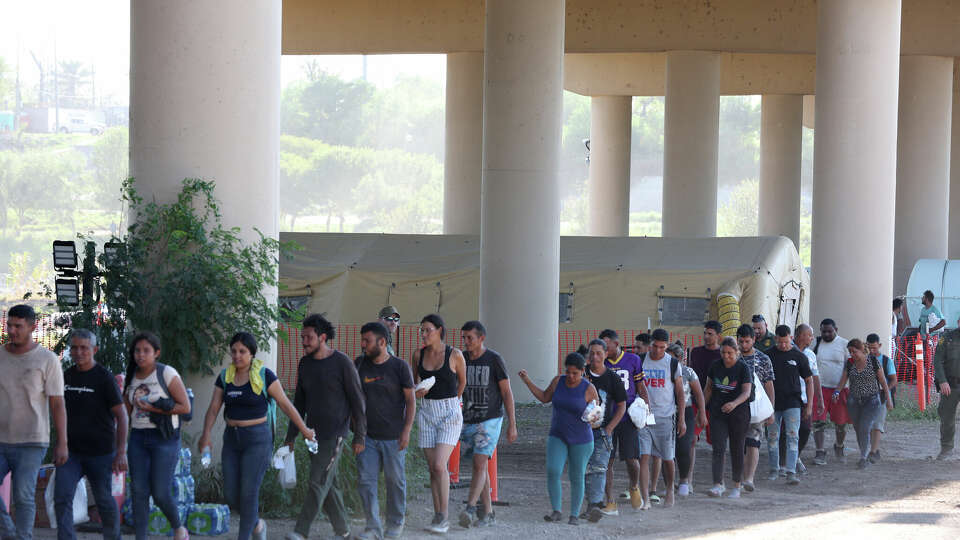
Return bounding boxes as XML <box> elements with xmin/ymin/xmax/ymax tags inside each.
<box><xmin>55</xmin><ymin>278</ymin><xmax>80</xmax><ymax>306</ymax></box>
<box><xmin>53</xmin><ymin>241</ymin><xmax>78</xmax><ymax>271</ymax></box>
<box><xmin>103</xmin><ymin>241</ymin><xmax>123</xmax><ymax>267</ymax></box>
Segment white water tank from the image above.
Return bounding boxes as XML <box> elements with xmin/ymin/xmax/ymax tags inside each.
<box><xmin>905</xmin><ymin>259</ymin><xmax>959</xmax><ymax>330</ymax></box>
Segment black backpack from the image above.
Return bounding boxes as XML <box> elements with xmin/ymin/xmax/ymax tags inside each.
<box><xmin>156</xmin><ymin>363</ymin><xmax>194</xmax><ymax>422</ymax></box>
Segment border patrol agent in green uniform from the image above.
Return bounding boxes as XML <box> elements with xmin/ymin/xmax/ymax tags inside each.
<box><xmin>934</xmin><ymin>321</ymin><xmax>960</xmax><ymax>460</ymax></box>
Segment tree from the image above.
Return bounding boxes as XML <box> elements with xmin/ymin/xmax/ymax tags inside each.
<box><xmin>0</xmin><ymin>56</ymin><xmax>13</xmax><ymax>110</ymax></box>
<box><xmin>359</xmin><ymin>74</ymin><xmax>444</xmax><ymax>158</ymax></box>
<box><xmin>87</xmin><ymin>126</ymin><xmax>129</xmax><ymax>212</ymax></box>
<box><xmin>1</xmin><ymin>149</ymin><xmax>82</xmax><ymax>230</ymax></box>
<box><xmin>717</xmin><ymin>179</ymin><xmax>759</xmax><ymax>237</ymax></box>
<box><xmin>281</xmin><ymin>71</ymin><xmax>374</xmax><ymax>145</ymax></box>
<box><xmin>96</xmin><ymin>178</ymin><xmax>292</xmax><ymax>375</ymax></box>
<box><xmin>57</xmin><ymin>60</ymin><xmax>92</xmax><ymax>108</ymax></box>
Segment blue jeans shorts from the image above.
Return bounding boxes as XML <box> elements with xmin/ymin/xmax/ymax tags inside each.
<box><xmin>460</xmin><ymin>417</ymin><xmax>503</xmax><ymax>458</ymax></box>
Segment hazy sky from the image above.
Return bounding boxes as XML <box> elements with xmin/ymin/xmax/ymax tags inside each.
<box><xmin>0</xmin><ymin>0</ymin><xmax>444</xmax><ymax>107</ymax></box>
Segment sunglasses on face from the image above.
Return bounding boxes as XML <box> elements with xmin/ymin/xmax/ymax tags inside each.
<box><xmin>382</xmin><ymin>316</ymin><xmax>400</xmax><ymax>322</ymax></box>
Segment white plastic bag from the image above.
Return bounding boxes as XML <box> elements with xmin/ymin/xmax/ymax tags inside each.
<box><xmin>45</xmin><ymin>471</ymin><xmax>88</xmax><ymax>528</ymax></box>
<box><xmin>272</xmin><ymin>446</ymin><xmax>297</xmax><ymax>490</ymax></box>
<box><xmin>628</xmin><ymin>397</ymin><xmax>656</xmax><ymax>428</ymax></box>
<box><xmin>580</xmin><ymin>399</ymin><xmax>603</xmax><ymax>425</ymax></box>
<box><xmin>415</xmin><ymin>376</ymin><xmax>436</xmax><ymax>393</ymax></box>
<box><xmin>749</xmin><ymin>371</ymin><xmax>774</xmax><ymax>424</ymax></box>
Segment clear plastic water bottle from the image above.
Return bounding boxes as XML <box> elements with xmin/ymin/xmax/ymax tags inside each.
<box><xmin>305</xmin><ymin>438</ymin><xmax>319</xmax><ymax>454</ymax></box>
<box><xmin>200</xmin><ymin>446</ymin><xmax>212</xmax><ymax>468</ymax></box>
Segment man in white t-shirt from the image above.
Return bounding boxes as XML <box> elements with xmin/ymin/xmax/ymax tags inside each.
<box><xmin>0</xmin><ymin>305</ymin><xmax>67</xmax><ymax>540</ymax></box>
<box><xmin>794</xmin><ymin>324</ymin><xmax>823</xmax><ymax>473</ymax></box>
<box><xmin>638</xmin><ymin>329</ymin><xmax>685</xmax><ymax>507</ymax></box>
<box><xmin>811</xmin><ymin>319</ymin><xmax>849</xmax><ymax>465</ymax></box>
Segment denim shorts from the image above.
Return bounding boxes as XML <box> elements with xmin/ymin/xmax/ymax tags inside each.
<box><xmin>460</xmin><ymin>416</ymin><xmax>503</xmax><ymax>458</ymax></box>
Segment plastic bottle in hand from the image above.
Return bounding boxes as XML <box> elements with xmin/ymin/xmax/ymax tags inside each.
<box><xmin>305</xmin><ymin>438</ymin><xmax>319</xmax><ymax>454</ymax></box>
<box><xmin>201</xmin><ymin>446</ymin><xmax>212</xmax><ymax>468</ymax></box>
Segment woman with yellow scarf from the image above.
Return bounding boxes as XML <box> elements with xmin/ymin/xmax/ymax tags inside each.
<box><xmin>198</xmin><ymin>332</ymin><xmax>315</xmax><ymax>540</ymax></box>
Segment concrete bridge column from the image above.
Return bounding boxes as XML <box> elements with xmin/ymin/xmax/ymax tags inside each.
<box><xmin>894</xmin><ymin>55</ymin><xmax>953</xmax><ymax>293</ymax></box>
<box><xmin>481</xmin><ymin>0</ymin><xmax>564</xmax><ymax>397</ymax></box>
<box><xmin>811</xmin><ymin>0</ymin><xmax>901</xmax><ymax>341</ymax></box>
<box><xmin>759</xmin><ymin>95</ymin><xmax>803</xmax><ymax>247</ymax></box>
<box><xmin>444</xmin><ymin>52</ymin><xmax>484</xmax><ymax>235</ymax></box>
<box><xmin>949</xmin><ymin>59</ymin><xmax>960</xmax><ymax>259</ymax></box>
<box><xmin>130</xmin><ymin>0</ymin><xmax>281</xmax><ymax>442</ymax></box>
<box><xmin>662</xmin><ymin>51</ymin><xmax>721</xmax><ymax>238</ymax></box>
<box><xmin>588</xmin><ymin>95</ymin><xmax>632</xmax><ymax>236</ymax></box>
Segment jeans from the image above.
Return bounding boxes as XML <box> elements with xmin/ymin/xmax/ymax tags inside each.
<box><xmin>847</xmin><ymin>394</ymin><xmax>882</xmax><ymax>460</ymax></box>
<box><xmin>545</xmin><ymin>436</ymin><xmax>592</xmax><ymax>516</ymax></box>
<box><xmin>54</xmin><ymin>452</ymin><xmax>120</xmax><ymax>540</ymax></box>
<box><xmin>127</xmin><ymin>429</ymin><xmax>182</xmax><ymax>540</ymax></box>
<box><xmin>356</xmin><ymin>437</ymin><xmax>406</xmax><ymax>536</ymax></box>
<box><xmin>584</xmin><ymin>430</ymin><xmax>611</xmax><ymax>505</ymax></box>
<box><xmin>710</xmin><ymin>403</ymin><xmax>750</xmax><ymax>484</ymax></box>
<box><xmin>294</xmin><ymin>437</ymin><xmax>349</xmax><ymax>538</ymax></box>
<box><xmin>0</xmin><ymin>444</ymin><xmax>46</xmax><ymax>540</ymax></box>
<box><xmin>766</xmin><ymin>408</ymin><xmax>801</xmax><ymax>474</ymax></box>
<box><xmin>221</xmin><ymin>423</ymin><xmax>272</xmax><ymax>540</ymax></box>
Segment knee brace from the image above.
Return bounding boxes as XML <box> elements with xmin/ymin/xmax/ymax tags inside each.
<box><xmin>745</xmin><ymin>437</ymin><xmax>762</xmax><ymax>449</ymax></box>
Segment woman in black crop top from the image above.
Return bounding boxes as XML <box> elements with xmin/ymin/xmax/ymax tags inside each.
<box><xmin>197</xmin><ymin>333</ymin><xmax>315</xmax><ymax>540</ymax></box>
<box><xmin>412</xmin><ymin>314</ymin><xmax>466</xmax><ymax>534</ymax></box>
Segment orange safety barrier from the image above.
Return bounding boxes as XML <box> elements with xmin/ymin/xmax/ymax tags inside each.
<box><xmin>446</xmin><ymin>443</ymin><xmax>499</xmax><ymax>502</ymax></box>
<box><xmin>916</xmin><ymin>337</ymin><xmax>927</xmax><ymax>411</ymax></box>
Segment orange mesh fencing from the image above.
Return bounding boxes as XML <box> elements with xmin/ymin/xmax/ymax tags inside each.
<box><xmin>277</xmin><ymin>323</ymin><xmax>945</xmax><ymax>411</ymax></box>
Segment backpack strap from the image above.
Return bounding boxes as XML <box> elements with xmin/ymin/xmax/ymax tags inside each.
<box><xmin>261</xmin><ymin>365</ymin><xmax>277</xmax><ymax>443</ymax></box>
<box><xmin>155</xmin><ymin>363</ymin><xmax>170</xmax><ymax>398</ymax></box>
<box><xmin>671</xmin><ymin>356</ymin><xmax>680</xmax><ymax>381</ymax></box>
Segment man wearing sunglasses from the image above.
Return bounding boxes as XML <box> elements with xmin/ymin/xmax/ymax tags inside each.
<box><xmin>378</xmin><ymin>306</ymin><xmax>401</xmax><ymax>356</ymax></box>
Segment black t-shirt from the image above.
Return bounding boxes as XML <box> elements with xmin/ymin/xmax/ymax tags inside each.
<box><xmin>768</xmin><ymin>347</ymin><xmax>813</xmax><ymax>411</ymax></box>
<box><xmin>64</xmin><ymin>364</ymin><xmax>123</xmax><ymax>456</ymax></box>
<box><xmin>588</xmin><ymin>368</ymin><xmax>627</xmax><ymax>429</ymax></box>
<box><xmin>707</xmin><ymin>359</ymin><xmax>752</xmax><ymax>412</ymax></box>
<box><xmin>215</xmin><ymin>368</ymin><xmax>279</xmax><ymax>421</ymax></box>
<box><xmin>284</xmin><ymin>350</ymin><xmax>367</xmax><ymax>443</ymax></box>
<box><xmin>356</xmin><ymin>355</ymin><xmax>414</xmax><ymax>440</ymax></box>
<box><xmin>462</xmin><ymin>349</ymin><xmax>509</xmax><ymax>424</ymax></box>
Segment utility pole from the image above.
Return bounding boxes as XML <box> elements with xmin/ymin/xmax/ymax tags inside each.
<box><xmin>54</xmin><ymin>36</ymin><xmax>59</xmax><ymax>132</ymax></box>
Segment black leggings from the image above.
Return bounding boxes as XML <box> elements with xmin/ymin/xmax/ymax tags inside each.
<box><xmin>710</xmin><ymin>403</ymin><xmax>750</xmax><ymax>484</ymax></box>
<box><xmin>780</xmin><ymin>415</ymin><xmax>812</xmax><ymax>465</ymax></box>
<box><xmin>676</xmin><ymin>406</ymin><xmax>696</xmax><ymax>478</ymax></box>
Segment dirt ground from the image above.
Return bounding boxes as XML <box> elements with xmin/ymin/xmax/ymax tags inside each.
<box><xmin>34</xmin><ymin>404</ymin><xmax>960</xmax><ymax>539</ymax></box>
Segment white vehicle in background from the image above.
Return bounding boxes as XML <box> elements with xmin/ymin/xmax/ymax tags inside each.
<box><xmin>26</xmin><ymin>107</ymin><xmax>106</xmax><ymax>135</ymax></box>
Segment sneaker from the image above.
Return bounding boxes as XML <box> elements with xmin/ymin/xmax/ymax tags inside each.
<box><xmin>649</xmin><ymin>494</ymin><xmax>662</xmax><ymax>504</ymax></box>
<box><xmin>568</xmin><ymin>515</ymin><xmax>579</xmax><ymax>526</ymax></box>
<box><xmin>252</xmin><ymin>519</ymin><xmax>267</xmax><ymax>540</ymax></box>
<box><xmin>587</xmin><ymin>506</ymin><xmax>604</xmax><ymax>523</ymax></box>
<box><xmin>766</xmin><ymin>470</ymin><xmax>779</xmax><ymax>481</ymax></box>
<box><xmin>937</xmin><ymin>448</ymin><xmax>954</xmax><ymax>460</ymax></box>
<box><xmin>476</xmin><ymin>511</ymin><xmax>495</xmax><ymax>528</ymax></box>
<box><xmin>459</xmin><ymin>506</ymin><xmax>478</xmax><ymax>528</ymax></box>
<box><xmin>741</xmin><ymin>481</ymin><xmax>755</xmax><ymax>492</ymax></box>
<box><xmin>857</xmin><ymin>458</ymin><xmax>868</xmax><ymax>470</ymax></box>
<box><xmin>599</xmin><ymin>501</ymin><xmax>619</xmax><ymax>516</ymax></box>
<box><xmin>727</xmin><ymin>487</ymin><xmax>741</xmax><ymax>499</ymax></box>
<box><xmin>384</xmin><ymin>524</ymin><xmax>404</xmax><ymax>538</ymax></box>
<box><xmin>357</xmin><ymin>529</ymin><xmax>382</xmax><ymax>540</ymax></box>
<box><xmin>618</xmin><ymin>490</ymin><xmax>631</xmax><ymax>499</ymax></box>
<box><xmin>779</xmin><ymin>468</ymin><xmax>788</xmax><ymax>477</ymax></box>
<box><xmin>677</xmin><ymin>483</ymin><xmax>690</xmax><ymax>497</ymax></box>
<box><xmin>797</xmin><ymin>458</ymin><xmax>807</xmax><ymax>474</ymax></box>
<box><xmin>544</xmin><ymin>510</ymin><xmax>563</xmax><ymax>522</ymax></box>
<box><xmin>427</xmin><ymin>514</ymin><xmax>449</xmax><ymax>534</ymax></box>
<box><xmin>707</xmin><ymin>484</ymin><xmax>725</xmax><ymax>497</ymax></box>
<box><xmin>868</xmin><ymin>450</ymin><xmax>881</xmax><ymax>463</ymax></box>
<box><xmin>786</xmin><ymin>472</ymin><xmax>800</xmax><ymax>485</ymax></box>
<box><xmin>629</xmin><ymin>487</ymin><xmax>643</xmax><ymax>509</ymax></box>
<box><xmin>285</xmin><ymin>534</ymin><xmax>306</xmax><ymax>540</ymax></box>
<box><xmin>813</xmin><ymin>450</ymin><xmax>827</xmax><ymax>466</ymax></box>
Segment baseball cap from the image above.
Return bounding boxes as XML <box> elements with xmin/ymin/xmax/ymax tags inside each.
<box><xmin>378</xmin><ymin>305</ymin><xmax>400</xmax><ymax>319</ymax></box>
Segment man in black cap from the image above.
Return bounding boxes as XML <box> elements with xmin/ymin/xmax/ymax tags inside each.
<box><xmin>378</xmin><ymin>306</ymin><xmax>400</xmax><ymax>356</ymax></box>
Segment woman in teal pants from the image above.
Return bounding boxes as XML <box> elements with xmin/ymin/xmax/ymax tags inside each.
<box><xmin>519</xmin><ymin>353</ymin><xmax>598</xmax><ymax>525</ymax></box>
